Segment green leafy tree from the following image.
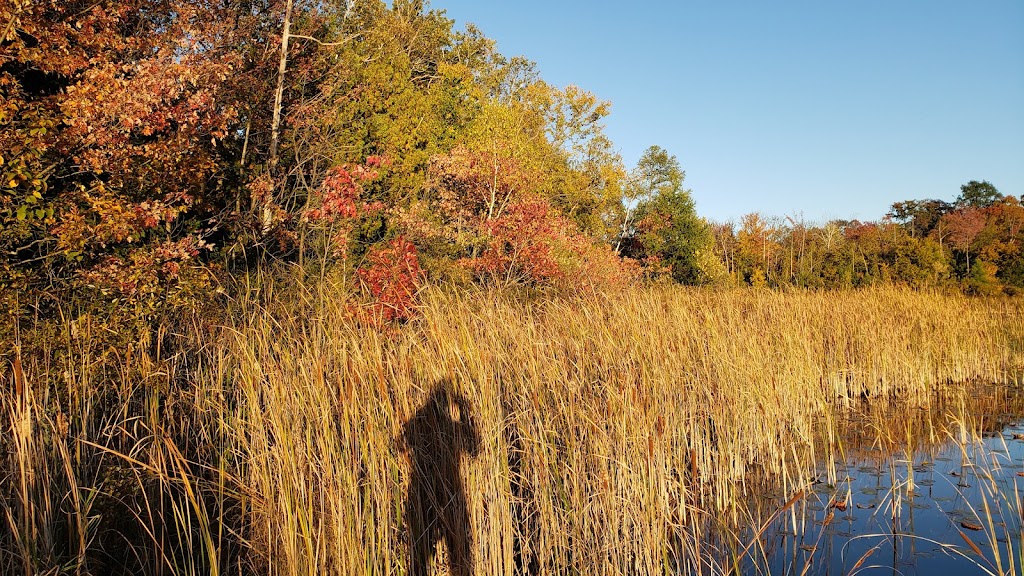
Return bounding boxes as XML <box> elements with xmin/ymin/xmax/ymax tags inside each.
<box><xmin>966</xmin><ymin>259</ymin><xmax>1001</xmax><ymax>295</ymax></box>
<box><xmin>616</xmin><ymin>145</ymin><xmax>681</xmax><ymax>253</ymax></box>
<box><xmin>624</xmin><ymin>147</ymin><xmax>711</xmax><ymax>284</ymax></box>
<box><xmin>957</xmin><ymin>180</ymin><xmax>1003</xmax><ymax>208</ymax></box>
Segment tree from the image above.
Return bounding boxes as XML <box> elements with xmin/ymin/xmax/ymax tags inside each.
<box><xmin>0</xmin><ymin>0</ymin><xmax>280</xmax><ymax>320</ymax></box>
<box><xmin>541</xmin><ymin>85</ymin><xmax>624</xmax><ymax>237</ymax></box>
<box><xmin>616</xmin><ymin>145</ymin><xmax>683</xmax><ymax>254</ymax></box>
<box><xmin>711</xmin><ymin>222</ymin><xmax>739</xmax><ymax>281</ymax></box>
<box><xmin>624</xmin><ymin>147</ymin><xmax>711</xmax><ymax>284</ymax></box>
<box><xmin>736</xmin><ymin>213</ymin><xmax>779</xmax><ymax>284</ymax></box>
<box><xmin>966</xmin><ymin>259</ymin><xmax>1001</xmax><ymax>295</ymax></box>
<box><xmin>941</xmin><ymin>207</ymin><xmax>986</xmax><ymax>271</ymax></box>
<box><xmin>957</xmin><ymin>180</ymin><xmax>1003</xmax><ymax>208</ymax></box>
<box><xmin>971</xmin><ymin>196</ymin><xmax>1024</xmax><ymax>289</ymax></box>
<box><xmin>888</xmin><ymin>199</ymin><xmax>952</xmax><ymax>237</ymax></box>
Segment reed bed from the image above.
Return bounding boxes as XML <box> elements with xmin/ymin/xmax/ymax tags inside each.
<box><xmin>3</xmin><ymin>277</ymin><xmax>1024</xmax><ymax>575</ymax></box>
<box><xmin>739</xmin><ymin>383</ymin><xmax>1024</xmax><ymax>575</ymax></box>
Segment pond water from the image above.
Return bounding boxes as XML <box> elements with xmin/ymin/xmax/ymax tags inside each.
<box><xmin>742</xmin><ymin>385</ymin><xmax>1024</xmax><ymax>575</ymax></box>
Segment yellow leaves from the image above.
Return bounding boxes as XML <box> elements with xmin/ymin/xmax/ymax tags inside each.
<box><xmin>13</xmin><ymin>202</ymin><xmax>52</xmax><ymax>223</ymax></box>
<box><xmin>436</xmin><ymin>61</ymin><xmax>472</xmax><ymax>84</ymax></box>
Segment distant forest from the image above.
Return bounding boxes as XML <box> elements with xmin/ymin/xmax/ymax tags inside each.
<box><xmin>3</xmin><ymin>0</ymin><xmax>1021</xmax><ymax>331</ymax></box>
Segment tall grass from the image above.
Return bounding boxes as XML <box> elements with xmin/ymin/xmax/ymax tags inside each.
<box><xmin>741</xmin><ymin>382</ymin><xmax>1024</xmax><ymax>575</ymax></box>
<box><xmin>3</xmin><ymin>275</ymin><xmax>1024</xmax><ymax>574</ymax></box>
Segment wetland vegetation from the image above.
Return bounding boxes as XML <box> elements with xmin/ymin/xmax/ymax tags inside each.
<box><xmin>5</xmin><ymin>278</ymin><xmax>1024</xmax><ymax>574</ymax></box>
<box><xmin>3</xmin><ymin>1</ymin><xmax>1023</xmax><ymax>574</ymax></box>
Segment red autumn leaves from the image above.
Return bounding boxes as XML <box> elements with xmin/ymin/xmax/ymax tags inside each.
<box><xmin>303</xmin><ymin>157</ymin><xmax>423</xmax><ymax>324</ymax></box>
<box><xmin>429</xmin><ymin>145</ymin><xmax>636</xmax><ymax>290</ymax></box>
<box><xmin>300</xmin><ymin>146</ymin><xmax>635</xmax><ymax>325</ymax></box>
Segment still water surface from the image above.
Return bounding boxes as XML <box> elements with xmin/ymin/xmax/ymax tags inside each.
<box><xmin>745</xmin><ymin>385</ymin><xmax>1024</xmax><ymax>575</ymax></box>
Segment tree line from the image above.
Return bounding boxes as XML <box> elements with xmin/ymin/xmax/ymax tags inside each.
<box><xmin>708</xmin><ymin>180</ymin><xmax>1022</xmax><ymax>295</ymax></box>
<box><xmin>2</xmin><ymin>0</ymin><xmax>1019</xmax><ymax>333</ymax></box>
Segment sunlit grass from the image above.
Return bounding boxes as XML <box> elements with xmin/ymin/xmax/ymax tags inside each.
<box><xmin>4</xmin><ymin>275</ymin><xmax>1024</xmax><ymax>574</ymax></box>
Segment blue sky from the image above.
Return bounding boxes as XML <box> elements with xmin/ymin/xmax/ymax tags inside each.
<box><xmin>431</xmin><ymin>1</ymin><xmax>1024</xmax><ymax>223</ymax></box>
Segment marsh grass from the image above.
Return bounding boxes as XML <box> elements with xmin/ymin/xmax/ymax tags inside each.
<box><xmin>744</xmin><ymin>384</ymin><xmax>1024</xmax><ymax>576</ymax></box>
<box><xmin>3</xmin><ymin>273</ymin><xmax>1024</xmax><ymax>575</ymax></box>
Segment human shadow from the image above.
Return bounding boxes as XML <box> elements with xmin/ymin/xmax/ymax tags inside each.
<box><xmin>402</xmin><ymin>384</ymin><xmax>480</xmax><ymax>576</ymax></box>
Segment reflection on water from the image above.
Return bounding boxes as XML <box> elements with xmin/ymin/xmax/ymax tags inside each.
<box><xmin>737</xmin><ymin>383</ymin><xmax>1024</xmax><ymax>576</ymax></box>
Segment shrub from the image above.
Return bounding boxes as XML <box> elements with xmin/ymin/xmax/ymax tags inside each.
<box><xmin>356</xmin><ymin>236</ymin><xmax>424</xmax><ymax>324</ymax></box>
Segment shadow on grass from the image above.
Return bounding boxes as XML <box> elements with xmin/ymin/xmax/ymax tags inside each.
<box><xmin>402</xmin><ymin>383</ymin><xmax>480</xmax><ymax>576</ymax></box>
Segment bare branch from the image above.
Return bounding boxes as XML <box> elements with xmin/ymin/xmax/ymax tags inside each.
<box><xmin>287</xmin><ymin>33</ymin><xmax>356</xmax><ymax>48</ymax></box>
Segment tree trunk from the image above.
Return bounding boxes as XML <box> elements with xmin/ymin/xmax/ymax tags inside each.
<box><xmin>264</xmin><ymin>0</ymin><xmax>293</xmax><ymax>234</ymax></box>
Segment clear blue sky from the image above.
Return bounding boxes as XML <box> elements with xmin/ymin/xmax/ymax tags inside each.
<box><xmin>430</xmin><ymin>0</ymin><xmax>1024</xmax><ymax>223</ymax></box>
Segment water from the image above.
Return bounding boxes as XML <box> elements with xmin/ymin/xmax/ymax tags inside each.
<box><xmin>744</xmin><ymin>385</ymin><xmax>1024</xmax><ymax>575</ymax></box>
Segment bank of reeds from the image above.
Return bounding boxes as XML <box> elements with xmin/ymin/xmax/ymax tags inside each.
<box><xmin>3</xmin><ymin>277</ymin><xmax>1024</xmax><ymax>575</ymax></box>
<box><xmin>743</xmin><ymin>383</ymin><xmax>1024</xmax><ymax>575</ymax></box>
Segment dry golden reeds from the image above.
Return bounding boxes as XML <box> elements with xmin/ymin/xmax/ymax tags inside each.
<box><xmin>3</xmin><ymin>277</ymin><xmax>1024</xmax><ymax>575</ymax></box>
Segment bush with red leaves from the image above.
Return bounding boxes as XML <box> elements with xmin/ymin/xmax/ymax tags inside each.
<box><xmin>303</xmin><ymin>157</ymin><xmax>387</xmax><ymax>258</ymax></box>
<box><xmin>471</xmin><ymin>196</ymin><xmax>639</xmax><ymax>290</ymax></box>
<box><xmin>356</xmin><ymin>237</ymin><xmax>424</xmax><ymax>324</ymax></box>
<box><xmin>474</xmin><ymin>198</ymin><xmax>564</xmax><ymax>285</ymax></box>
